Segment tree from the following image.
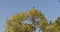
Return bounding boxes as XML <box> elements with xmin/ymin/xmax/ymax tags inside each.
<box><xmin>5</xmin><ymin>7</ymin><xmax>46</xmax><ymax>32</ymax></box>
<box><xmin>5</xmin><ymin>7</ymin><xmax>60</xmax><ymax>32</ymax></box>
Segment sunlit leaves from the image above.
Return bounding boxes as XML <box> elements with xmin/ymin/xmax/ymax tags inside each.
<box><xmin>38</xmin><ymin>19</ymin><xmax>48</xmax><ymax>27</ymax></box>
<box><xmin>29</xmin><ymin>8</ymin><xmax>37</xmax><ymax>16</ymax></box>
<box><xmin>45</xmin><ymin>26</ymin><xmax>50</xmax><ymax>30</ymax></box>
<box><xmin>5</xmin><ymin>7</ymin><xmax>60</xmax><ymax>32</ymax></box>
<box><xmin>11</xmin><ymin>14</ymin><xmax>19</xmax><ymax>21</ymax></box>
<box><xmin>27</xmin><ymin>24</ymin><xmax>33</xmax><ymax>31</ymax></box>
<box><xmin>19</xmin><ymin>12</ymin><xmax>27</xmax><ymax>20</ymax></box>
<box><xmin>5</xmin><ymin>7</ymin><xmax>47</xmax><ymax>32</ymax></box>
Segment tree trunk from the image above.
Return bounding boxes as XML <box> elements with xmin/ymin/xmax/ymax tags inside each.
<box><xmin>32</xmin><ymin>16</ymin><xmax>36</xmax><ymax>32</ymax></box>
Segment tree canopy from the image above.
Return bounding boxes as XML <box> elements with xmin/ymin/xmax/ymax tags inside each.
<box><xmin>5</xmin><ymin>7</ymin><xmax>60</xmax><ymax>32</ymax></box>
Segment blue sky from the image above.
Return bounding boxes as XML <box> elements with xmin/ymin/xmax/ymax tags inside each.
<box><xmin>0</xmin><ymin>0</ymin><xmax>60</xmax><ymax>32</ymax></box>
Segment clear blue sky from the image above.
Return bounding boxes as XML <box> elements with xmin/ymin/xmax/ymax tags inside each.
<box><xmin>0</xmin><ymin>0</ymin><xmax>60</xmax><ymax>32</ymax></box>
